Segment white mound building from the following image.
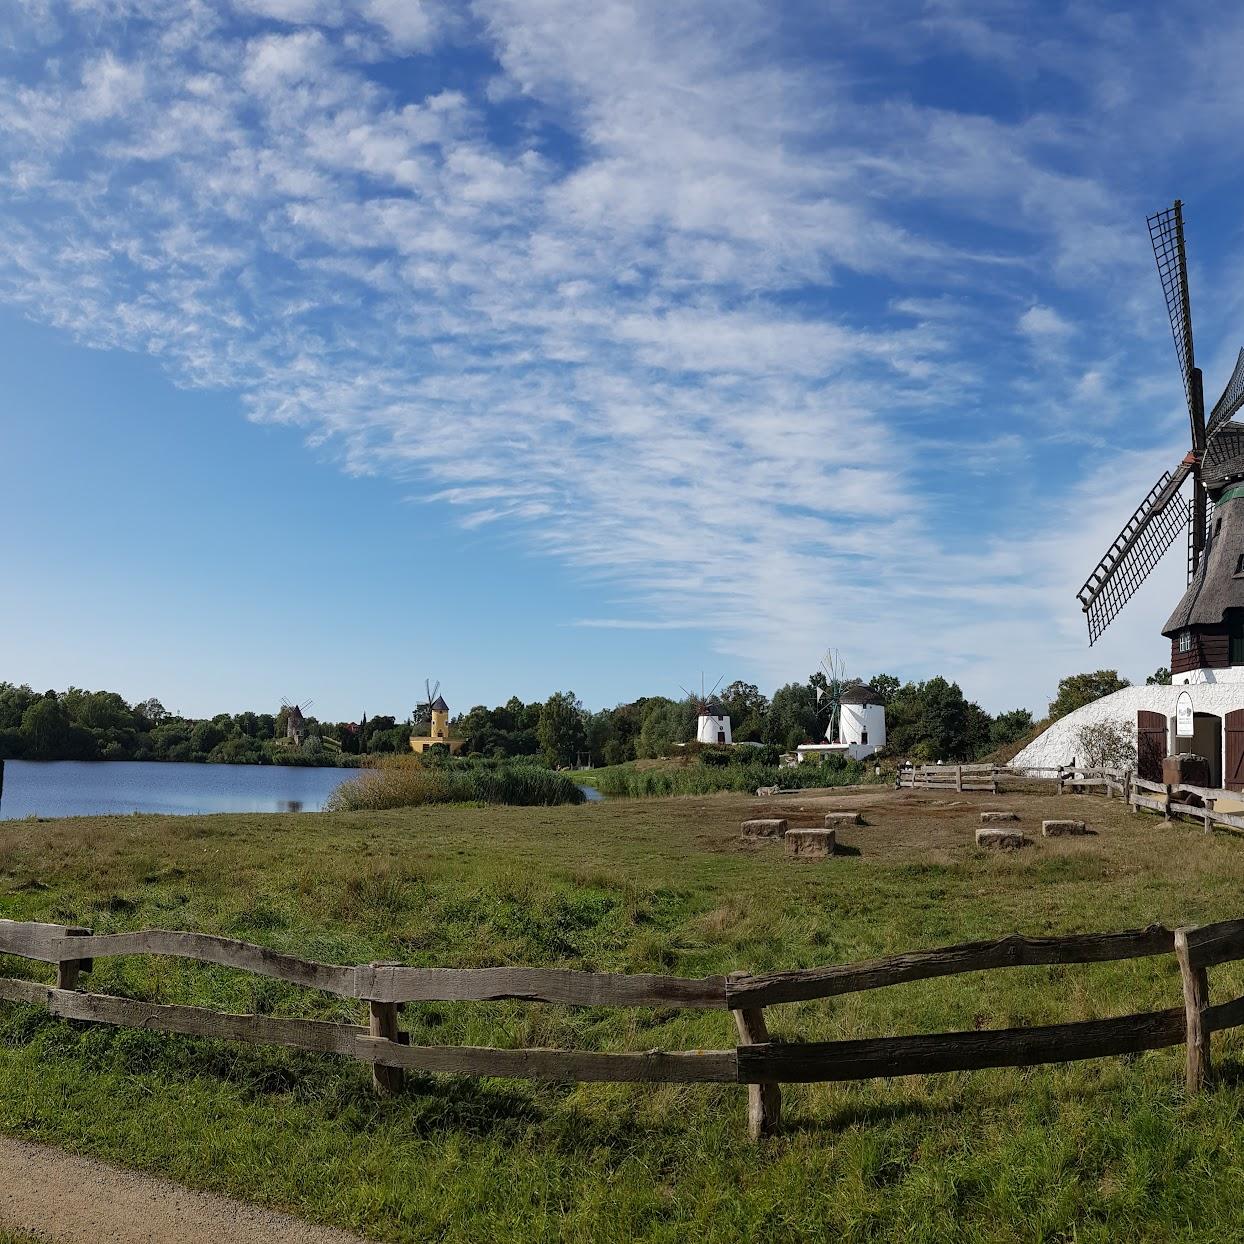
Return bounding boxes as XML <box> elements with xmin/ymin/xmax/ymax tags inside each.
<box><xmin>797</xmin><ymin>683</ymin><xmax>885</xmax><ymax>763</ymax></box>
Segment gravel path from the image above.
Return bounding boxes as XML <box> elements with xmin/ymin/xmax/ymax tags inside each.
<box><xmin>0</xmin><ymin>1136</ymin><xmax>369</xmax><ymax>1243</ymax></box>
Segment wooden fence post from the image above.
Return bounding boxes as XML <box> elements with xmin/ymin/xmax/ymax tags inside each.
<box><xmin>56</xmin><ymin>927</ymin><xmax>91</xmax><ymax>991</ymax></box>
<box><xmin>955</xmin><ymin>765</ymin><xmax>962</xmax><ymax>793</ymax></box>
<box><xmin>1126</xmin><ymin>771</ymin><xmax>1136</xmax><ymax>814</ymax></box>
<box><xmin>1163</xmin><ymin>784</ymin><xmax>1173</xmax><ymax>823</ymax></box>
<box><xmin>368</xmin><ymin>962</ymin><xmax>404</xmax><ymax>1096</ymax></box>
<box><xmin>1057</xmin><ymin>769</ymin><xmax>1065</xmax><ymax>796</ymax></box>
<box><xmin>730</xmin><ymin>996</ymin><xmax>780</xmax><ymax>1141</ymax></box>
<box><xmin>1175</xmin><ymin>928</ymin><xmax>1211</xmax><ymax>1092</ymax></box>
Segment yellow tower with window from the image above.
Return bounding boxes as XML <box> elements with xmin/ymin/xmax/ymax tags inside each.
<box><xmin>410</xmin><ymin>694</ymin><xmax>466</xmax><ymax>754</ymax></box>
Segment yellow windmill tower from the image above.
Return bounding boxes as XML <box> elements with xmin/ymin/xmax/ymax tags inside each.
<box><xmin>409</xmin><ymin>678</ymin><xmax>466</xmax><ymax>755</ymax></box>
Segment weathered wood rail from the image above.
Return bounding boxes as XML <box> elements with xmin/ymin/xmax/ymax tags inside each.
<box><xmin>4</xmin><ymin>914</ymin><xmax>1244</xmax><ymax>1138</ymax></box>
<box><xmin>897</xmin><ymin>763</ymin><xmax>1001</xmax><ymax>793</ymax></box>
<box><xmin>1126</xmin><ymin>775</ymin><xmax>1244</xmax><ymax>834</ymax></box>
<box><xmin>1056</xmin><ymin>766</ymin><xmax>1129</xmax><ymax>799</ymax></box>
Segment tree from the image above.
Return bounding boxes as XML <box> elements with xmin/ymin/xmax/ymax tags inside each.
<box><xmin>765</xmin><ymin>682</ymin><xmax>820</xmax><ymax>752</ymax></box>
<box><xmin>636</xmin><ymin>698</ymin><xmax>696</xmax><ymax>758</ymax></box>
<box><xmin>21</xmin><ymin>696</ymin><xmax>72</xmax><ymax>759</ymax></box>
<box><xmin>1146</xmin><ymin>667</ymin><xmax>1172</xmax><ymax>686</ymax></box>
<box><xmin>989</xmin><ymin>708</ymin><xmax>1034</xmax><ymax>750</ymax></box>
<box><xmin>135</xmin><ymin>698</ymin><xmax>169</xmax><ymax>725</ymax></box>
<box><xmin>868</xmin><ymin>674</ymin><xmax>901</xmax><ymax>704</ymax></box>
<box><xmin>1048</xmin><ymin>670</ymin><xmax>1130</xmax><ymax>721</ymax></box>
<box><xmin>719</xmin><ymin>681</ymin><xmax>769</xmax><ymax>742</ymax></box>
<box><xmin>537</xmin><ymin>691</ymin><xmax>586</xmax><ymax>768</ymax></box>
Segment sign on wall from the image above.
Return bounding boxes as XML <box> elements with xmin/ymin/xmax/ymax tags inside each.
<box><xmin>1177</xmin><ymin>690</ymin><xmax>1194</xmax><ymax>738</ymax></box>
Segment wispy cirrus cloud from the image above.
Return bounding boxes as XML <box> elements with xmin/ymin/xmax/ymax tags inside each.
<box><xmin>0</xmin><ymin>0</ymin><xmax>1234</xmax><ymax>708</ymax></box>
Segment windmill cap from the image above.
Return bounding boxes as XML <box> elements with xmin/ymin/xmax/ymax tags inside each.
<box><xmin>839</xmin><ymin>683</ymin><xmax>876</xmax><ymax>705</ymax></box>
<box><xmin>430</xmin><ymin>695</ymin><xmax>448</xmax><ymax>711</ymax></box>
<box><xmin>700</xmin><ymin>700</ymin><xmax>726</xmax><ymax>715</ymax></box>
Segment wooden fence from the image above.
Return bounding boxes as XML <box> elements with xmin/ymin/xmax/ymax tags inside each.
<box><xmin>7</xmin><ymin>914</ymin><xmax>1244</xmax><ymax>1138</ymax></box>
<box><xmin>1056</xmin><ymin>766</ymin><xmax>1130</xmax><ymax>799</ymax></box>
<box><xmin>897</xmin><ymin>763</ymin><xmax>1001</xmax><ymax>793</ymax></box>
<box><xmin>1125</xmin><ymin>775</ymin><xmax>1244</xmax><ymax>834</ymax></box>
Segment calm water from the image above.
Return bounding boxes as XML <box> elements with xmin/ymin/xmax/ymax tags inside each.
<box><xmin>0</xmin><ymin>760</ymin><xmax>358</xmax><ymax>820</ymax></box>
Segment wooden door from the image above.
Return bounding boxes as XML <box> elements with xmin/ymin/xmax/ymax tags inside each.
<box><xmin>1137</xmin><ymin>710</ymin><xmax>1167</xmax><ymax>783</ymax></box>
<box><xmin>1225</xmin><ymin>710</ymin><xmax>1244</xmax><ymax>791</ymax></box>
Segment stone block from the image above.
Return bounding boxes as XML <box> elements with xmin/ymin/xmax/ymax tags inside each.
<box><xmin>975</xmin><ymin>827</ymin><xmax>1026</xmax><ymax>850</ymax></box>
<box><xmin>824</xmin><ymin>811</ymin><xmax>863</xmax><ymax>827</ymax></box>
<box><xmin>741</xmin><ymin>818</ymin><xmax>788</xmax><ymax>838</ymax></box>
<box><xmin>1163</xmin><ymin>753</ymin><xmax>1210</xmax><ymax>788</ymax></box>
<box><xmin>1042</xmin><ymin>819</ymin><xmax>1087</xmax><ymax>837</ymax></box>
<box><xmin>980</xmin><ymin>811</ymin><xmax>1018</xmax><ymax>823</ymax></box>
<box><xmin>785</xmin><ymin>828</ymin><xmax>836</xmax><ymax>858</ymax></box>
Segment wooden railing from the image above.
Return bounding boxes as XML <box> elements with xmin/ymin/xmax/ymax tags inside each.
<box><xmin>1056</xmin><ymin>766</ymin><xmax>1130</xmax><ymax>799</ymax></box>
<box><xmin>897</xmin><ymin>763</ymin><xmax>1001</xmax><ymax>793</ymax></box>
<box><xmin>4</xmin><ymin>915</ymin><xmax>1244</xmax><ymax>1138</ymax></box>
<box><xmin>1127</xmin><ymin>775</ymin><xmax>1244</xmax><ymax>833</ymax></box>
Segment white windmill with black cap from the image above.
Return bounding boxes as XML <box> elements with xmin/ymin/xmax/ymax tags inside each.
<box><xmin>682</xmin><ymin>675</ymin><xmax>732</xmax><ymax>745</ymax></box>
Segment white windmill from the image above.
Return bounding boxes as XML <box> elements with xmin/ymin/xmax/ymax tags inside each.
<box><xmin>798</xmin><ymin>650</ymin><xmax>885</xmax><ymax>763</ymax></box>
<box><xmin>681</xmin><ymin>675</ymin><xmax>732</xmax><ymax>745</ymax></box>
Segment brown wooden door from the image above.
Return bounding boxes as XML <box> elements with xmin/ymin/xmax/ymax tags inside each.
<box><xmin>1137</xmin><ymin>710</ymin><xmax>1167</xmax><ymax>783</ymax></box>
<box><xmin>1225</xmin><ymin>710</ymin><xmax>1244</xmax><ymax>791</ymax></box>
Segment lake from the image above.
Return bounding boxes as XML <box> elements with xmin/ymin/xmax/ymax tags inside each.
<box><xmin>0</xmin><ymin>760</ymin><xmax>357</xmax><ymax>820</ymax></box>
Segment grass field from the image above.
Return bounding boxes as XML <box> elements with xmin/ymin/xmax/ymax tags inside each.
<box><xmin>4</xmin><ymin>786</ymin><xmax>1244</xmax><ymax>1241</ymax></box>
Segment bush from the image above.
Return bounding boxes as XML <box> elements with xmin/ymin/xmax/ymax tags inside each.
<box><xmin>326</xmin><ymin>758</ymin><xmax>586</xmax><ymax>811</ymax></box>
<box><xmin>1074</xmin><ymin>719</ymin><xmax>1137</xmax><ymax>770</ymax></box>
<box><xmin>591</xmin><ymin>756</ymin><xmax>882</xmax><ymax>798</ymax></box>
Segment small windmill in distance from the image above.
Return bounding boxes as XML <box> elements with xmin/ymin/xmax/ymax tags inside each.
<box><xmin>281</xmin><ymin>697</ymin><xmax>313</xmax><ymax>747</ymax></box>
<box><xmin>681</xmin><ymin>674</ymin><xmax>731</xmax><ymax>745</ymax></box>
<box><xmin>409</xmin><ymin>678</ymin><xmax>465</xmax><ymax>755</ymax></box>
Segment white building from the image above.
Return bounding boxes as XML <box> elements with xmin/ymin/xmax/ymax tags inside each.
<box><xmin>696</xmin><ymin>703</ymin><xmax>732</xmax><ymax>745</ymax></box>
<box><xmin>797</xmin><ymin>683</ymin><xmax>886</xmax><ymax>763</ymax></box>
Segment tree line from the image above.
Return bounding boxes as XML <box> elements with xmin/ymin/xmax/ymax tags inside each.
<box><xmin>0</xmin><ymin>671</ymin><xmax>1068</xmax><ymax>768</ymax></box>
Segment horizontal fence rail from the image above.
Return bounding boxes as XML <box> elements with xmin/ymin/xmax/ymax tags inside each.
<box><xmin>897</xmin><ymin>764</ymin><xmax>1001</xmax><ymax>793</ymax></box>
<box><xmin>5</xmin><ymin>913</ymin><xmax>1244</xmax><ymax>1138</ymax></box>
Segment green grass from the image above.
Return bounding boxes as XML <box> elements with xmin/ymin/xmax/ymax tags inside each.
<box><xmin>4</xmin><ymin>788</ymin><xmax>1244</xmax><ymax>1240</ymax></box>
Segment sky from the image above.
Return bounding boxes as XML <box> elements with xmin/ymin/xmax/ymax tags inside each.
<box><xmin>3</xmin><ymin>0</ymin><xmax>1244</xmax><ymax>722</ymax></box>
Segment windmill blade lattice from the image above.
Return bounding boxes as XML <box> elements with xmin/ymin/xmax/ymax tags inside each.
<box><xmin>1207</xmin><ymin>347</ymin><xmax>1244</xmax><ymax>439</ymax></box>
<box><xmin>1148</xmin><ymin>203</ymin><xmax>1198</xmax><ymax>421</ymax></box>
<box><xmin>1077</xmin><ymin>468</ymin><xmax>1191</xmax><ymax>644</ymax></box>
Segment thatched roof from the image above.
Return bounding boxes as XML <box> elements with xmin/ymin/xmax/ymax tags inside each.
<box><xmin>1203</xmin><ymin>421</ymin><xmax>1244</xmax><ymax>495</ymax></box>
<box><xmin>839</xmin><ymin>682</ymin><xmax>877</xmax><ymax>705</ymax></box>
<box><xmin>1163</xmin><ymin>492</ymin><xmax>1244</xmax><ymax>634</ymax></box>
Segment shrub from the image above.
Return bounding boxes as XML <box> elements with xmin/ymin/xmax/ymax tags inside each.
<box><xmin>1074</xmin><ymin>718</ymin><xmax>1137</xmax><ymax>770</ymax></box>
<box><xmin>326</xmin><ymin>757</ymin><xmax>586</xmax><ymax>811</ymax></box>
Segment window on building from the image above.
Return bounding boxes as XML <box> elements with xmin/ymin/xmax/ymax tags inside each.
<box><xmin>1235</xmin><ymin>553</ymin><xmax>1244</xmax><ymax>576</ymax></box>
<box><xmin>1179</xmin><ymin>630</ymin><xmax>1193</xmax><ymax>653</ymax></box>
<box><xmin>1232</xmin><ymin>611</ymin><xmax>1244</xmax><ymax>665</ymax></box>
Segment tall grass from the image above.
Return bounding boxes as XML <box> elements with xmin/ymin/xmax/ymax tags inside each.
<box><xmin>591</xmin><ymin>758</ymin><xmax>881</xmax><ymax>798</ymax></box>
<box><xmin>326</xmin><ymin>758</ymin><xmax>586</xmax><ymax>811</ymax></box>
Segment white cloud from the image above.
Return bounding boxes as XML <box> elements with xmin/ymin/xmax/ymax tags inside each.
<box><xmin>0</xmin><ymin>0</ymin><xmax>1223</xmax><ymax>710</ymax></box>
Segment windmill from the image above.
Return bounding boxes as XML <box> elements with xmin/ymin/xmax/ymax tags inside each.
<box><xmin>280</xmin><ymin>697</ymin><xmax>313</xmax><ymax>747</ymax></box>
<box><xmin>680</xmin><ymin>674</ymin><xmax>731</xmax><ymax>745</ymax></box>
<box><xmin>816</xmin><ymin>649</ymin><xmax>847</xmax><ymax>744</ymax></box>
<box><xmin>414</xmin><ymin>679</ymin><xmax>441</xmax><ymax>730</ymax></box>
<box><xmin>1077</xmin><ymin>201</ymin><xmax>1244</xmax><ymax>645</ymax></box>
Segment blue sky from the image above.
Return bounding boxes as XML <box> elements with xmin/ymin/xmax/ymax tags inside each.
<box><xmin>3</xmin><ymin>0</ymin><xmax>1241</xmax><ymax>721</ymax></box>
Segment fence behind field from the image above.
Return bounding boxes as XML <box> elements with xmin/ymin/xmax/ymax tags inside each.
<box><xmin>897</xmin><ymin>763</ymin><xmax>1001</xmax><ymax>793</ymax></box>
<box><xmin>5</xmin><ymin>908</ymin><xmax>1244</xmax><ymax>1139</ymax></box>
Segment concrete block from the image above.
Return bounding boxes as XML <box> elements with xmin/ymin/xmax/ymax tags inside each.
<box><xmin>824</xmin><ymin>811</ymin><xmax>863</xmax><ymax>827</ymax></box>
<box><xmin>1042</xmin><ymin>819</ymin><xmax>1087</xmax><ymax>837</ymax></box>
<box><xmin>785</xmin><ymin>828</ymin><xmax>836</xmax><ymax>858</ymax></box>
<box><xmin>975</xmin><ymin>827</ymin><xmax>1027</xmax><ymax>850</ymax></box>
<box><xmin>980</xmin><ymin>811</ymin><xmax>1018</xmax><ymax>823</ymax></box>
<box><xmin>741</xmin><ymin>818</ymin><xmax>788</xmax><ymax>838</ymax></box>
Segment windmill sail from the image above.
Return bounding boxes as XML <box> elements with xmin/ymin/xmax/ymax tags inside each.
<box><xmin>1148</xmin><ymin>202</ymin><xmax>1200</xmax><ymax>431</ymax></box>
<box><xmin>1076</xmin><ymin>465</ymin><xmax>1191</xmax><ymax>644</ymax></box>
<box><xmin>1207</xmin><ymin>348</ymin><xmax>1244</xmax><ymax>439</ymax></box>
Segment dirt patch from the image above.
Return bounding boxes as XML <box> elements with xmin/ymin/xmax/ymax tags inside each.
<box><xmin>0</xmin><ymin>1135</ymin><xmax>364</xmax><ymax>1244</ymax></box>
